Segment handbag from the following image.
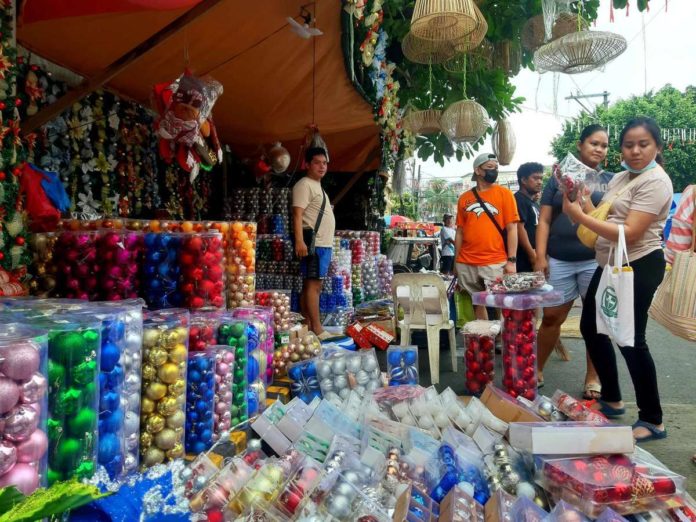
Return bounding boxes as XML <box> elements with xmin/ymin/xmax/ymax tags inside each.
<box><xmin>649</xmin><ymin>193</ymin><xmax>696</xmax><ymax>341</ymax></box>
<box><xmin>577</xmin><ymin>174</ymin><xmax>641</xmax><ymax>249</ymax></box>
<box><xmin>301</xmin><ymin>189</ymin><xmax>327</xmax><ymax>255</ymax></box>
<box><xmin>596</xmin><ymin>224</ymin><xmax>635</xmax><ymax>347</ymax></box>
<box><xmin>472</xmin><ymin>188</ymin><xmax>507</xmax><ymax>248</ymax></box>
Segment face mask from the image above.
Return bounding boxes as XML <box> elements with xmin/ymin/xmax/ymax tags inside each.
<box><xmin>621</xmin><ymin>159</ymin><xmax>657</xmax><ymax>174</ymax></box>
<box><xmin>482</xmin><ymin>169</ymin><xmax>498</xmax><ymax>183</ymax></box>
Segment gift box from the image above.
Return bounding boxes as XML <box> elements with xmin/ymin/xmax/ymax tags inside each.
<box><xmin>364</xmin><ymin>322</ymin><xmax>395</xmax><ymax>350</ymax></box>
<box><xmin>346</xmin><ymin>322</ymin><xmax>371</xmax><ymax>349</ymax></box>
<box><xmin>480</xmin><ymin>385</ymin><xmax>544</xmax><ymax>424</ymax></box>
<box><xmin>509</xmin><ymin>422</ymin><xmax>634</xmax><ymax>455</ymax></box>
<box><xmin>439</xmin><ymin>484</ymin><xmax>485</xmax><ymax>522</ymax></box>
<box><xmin>538</xmin><ymin>451</ymin><xmax>686</xmax><ymax>517</ymax></box>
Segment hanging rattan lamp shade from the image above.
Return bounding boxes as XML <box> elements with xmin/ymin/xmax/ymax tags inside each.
<box><xmin>452</xmin><ymin>2</ymin><xmax>488</xmax><ymax>53</ymax></box>
<box><xmin>403</xmin><ymin>109</ymin><xmax>443</xmax><ymax>136</ymax></box>
<box><xmin>402</xmin><ymin>31</ymin><xmax>456</xmax><ymax>65</ymax></box>
<box><xmin>440</xmin><ymin>99</ymin><xmax>490</xmax><ymax>144</ymax></box>
<box><xmin>552</xmin><ymin>12</ymin><xmax>589</xmax><ymax>40</ymax></box>
<box><xmin>521</xmin><ymin>15</ymin><xmax>545</xmax><ymax>52</ymax></box>
<box><xmin>410</xmin><ymin>0</ymin><xmax>479</xmax><ymax>42</ymax></box>
<box><xmin>492</xmin><ymin>119</ymin><xmax>516</xmax><ymax>166</ymax></box>
<box><xmin>534</xmin><ymin>30</ymin><xmax>627</xmax><ymax>74</ymax></box>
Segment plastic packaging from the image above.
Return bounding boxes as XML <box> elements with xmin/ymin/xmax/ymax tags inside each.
<box><xmin>227</xmin><ymin>274</ymin><xmax>256</xmax><ymax>309</ymax></box>
<box><xmin>555</xmin><ymin>153</ymin><xmax>598</xmax><ymax>202</ymax></box>
<box><xmin>472</xmin><ymin>288</ymin><xmax>564</xmax><ymax>309</ymax></box>
<box><xmin>189</xmin><ymin>311</ymin><xmax>221</xmax><ymax>352</ymax></box>
<box><xmin>255</xmin><ymin>290</ymin><xmax>291</xmax><ymax>331</ymax></box>
<box><xmin>54</xmin><ymin>230</ymin><xmax>99</xmax><ymax>300</ymax></box>
<box><xmin>216</xmin><ymin>317</ymin><xmax>249</xmax><ymax>427</ymax></box>
<box><xmin>95</xmin><ymin>229</ymin><xmax>143</xmax><ymax>300</ymax></box>
<box><xmin>28</xmin><ymin>232</ymin><xmax>58</xmax><ymax>297</ymax></box>
<box><xmin>501</xmin><ymin>308</ymin><xmax>538</xmax><ymax>400</ymax></box>
<box><xmin>179</xmin><ymin>232</ymin><xmax>226</xmax><ymax>309</ymax></box>
<box><xmin>142</xmin><ymin>231</ymin><xmax>183</xmax><ymax>309</ymax></box>
<box><xmin>211</xmin><ymin>345</ymin><xmax>235</xmax><ymax>439</ymax></box>
<box><xmin>462</xmin><ymin>321</ymin><xmax>500</xmax><ymax>396</ymax></box>
<box><xmin>0</xmin><ymin>324</ymin><xmax>49</xmax><ymax>494</ymax></box>
<box><xmin>185</xmin><ymin>351</ymin><xmax>216</xmax><ymax>454</ymax></box>
<box><xmin>140</xmin><ymin>309</ymin><xmax>189</xmax><ymax>468</ymax></box>
<box><xmin>387</xmin><ymin>345</ymin><xmax>419</xmax><ymax>385</ymax></box>
<box><xmin>287</xmin><ymin>359</ymin><xmax>322</xmax><ymax>404</ymax></box>
<box><xmin>484</xmin><ymin>272</ymin><xmax>546</xmax><ymax>294</ymax></box>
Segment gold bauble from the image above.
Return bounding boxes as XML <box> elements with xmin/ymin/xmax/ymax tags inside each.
<box><xmin>140</xmin><ymin>432</ymin><xmax>153</xmax><ymax>449</ymax></box>
<box><xmin>145</xmin><ymin>382</ymin><xmax>167</xmax><ymax>401</ymax></box>
<box><xmin>158</xmin><ymin>362</ymin><xmax>180</xmax><ymax>384</ymax></box>
<box><xmin>148</xmin><ymin>347</ymin><xmax>168</xmax><ymax>367</ymax></box>
<box><xmin>145</xmin><ymin>413</ymin><xmax>165</xmax><ymax>434</ymax></box>
<box><xmin>140</xmin><ymin>397</ymin><xmax>155</xmax><ymax>414</ymax></box>
<box><xmin>167</xmin><ymin>379</ymin><xmax>186</xmax><ymax>396</ymax></box>
<box><xmin>141</xmin><ymin>363</ymin><xmax>156</xmax><ymax>381</ymax></box>
<box><xmin>36</xmin><ymin>264</ymin><xmax>46</xmax><ymax>276</ymax></box>
<box><xmin>142</xmin><ymin>447</ymin><xmax>165</xmax><ymax>467</ymax></box>
<box><xmin>169</xmin><ymin>343</ymin><xmax>187</xmax><ymax>363</ymax></box>
<box><xmin>157</xmin><ymin>396</ymin><xmax>178</xmax><ymax>416</ymax></box>
<box><xmin>43</xmin><ymin>275</ymin><xmax>57</xmax><ymax>290</ymax></box>
<box><xmin>264</xmin><ymin>465</ymin><xmax>283</xmax><ymax>484</ymax></box>
<box><xmin>175</xmin><ymin>394</ymin><xmax>186</xmax><ymax>406</ymax></box>
<box><xmin>165</xmin><ymin>409</ymin><xmax>186</xmax><ymax>429</ymax></box>
<box><xmin>166</xmin><ymin>442</ymin><xmax>184</xmax><ymax>460</ymax></box>
<box><xmin>154</xmin><ymin>428</ymin><xmax>177</xmax><ymax>450</ymax></box>
<box><xmin>238</xmin><ymin>488</ymin><xmax>265</xmax><ymax>507</ymax></box>
<box><xmin>28</xmin><ymin>279</ymin><xmax>39</xmax><ymax>292</ymax></box>
<box><xmin>174</xmin><ymin>327</ymin><xmax>188</xmax><ymax>344</ymax></box>
<box><xmin>143</xmin><ymin>328</ymin><xmax>161</xmax><ymax>348</ymax></box>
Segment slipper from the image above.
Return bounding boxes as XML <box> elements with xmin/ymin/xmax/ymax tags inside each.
<box><xmin>595</xmin><ymin>399</ymin><xmax>625</xmax><ymax>419</ymax></box>
<box><xmin>632</xmin><ymin>420</ymin><xmax>667</xmax><ymax>443</ymax></box>
<box><xmin>582</xmin><ymin>382</ymin><xmax>602</xmax><ymax>401</ymax></box>
<box><xmin>537</xmin><ymin>377</ymin><xmax>545</xmax><ymax>389</ymax></box>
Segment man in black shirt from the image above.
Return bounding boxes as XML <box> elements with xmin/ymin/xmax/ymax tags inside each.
<box><xmin>514</xmin><ymin>163</ymin><xmax>544</xmax><ymax>272</ymax></box>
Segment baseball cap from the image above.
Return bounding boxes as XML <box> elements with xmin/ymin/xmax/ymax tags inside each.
<box><xmin>471</xmin><ymin>152</ymin><xmax>498</xmax><ymax>180</ymax></box>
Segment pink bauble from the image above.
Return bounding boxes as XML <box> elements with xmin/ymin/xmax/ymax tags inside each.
<box><xmin>217</xmin><ymin>362</ymin><xmax>229</xmax><ymax>375</ymax></box>
<box><xmin>0</xmin><ymin>440</ymin><xmax>17</xmax><ymax>475</ymax></box>
<box><xmin>0</xmin><ymin>377</ymin><xmax>20</xmax><ymax>414</ymax></box>
<box><xmin>15</xmin><ymin>429</ymin><xmax>48</xmax><ymax>463</ymax></box>
<box><xmin>223</xmin><ymin>352</ymin><xmax>234</xmax><ymax>364</ymax></box>
<box><xmin>4</xmin><ymin>405</ymin><xmax>40</xmax><ymax>442</ymax></box>
<box><xmin>1</xmin><ymin>343</ymin><xmax>40</xmax><ymax>381</ymax></box>
<box><xmin>76</xmin><ymin>264</ymin><xmax>90</xmax><ymax>278</ymax></box>
<box><xmin>0</xmin><ymin>463</ymin><xmax>39</xmax><ymax>495</ymax></box>
<box><xmin>115</xmin><ymin>249</ymin><xmax>131</xmax><ymax>265</ymax></box>
<box><xmin>20</xmin><ymin>373</ymin><xmax>47</xmax><ymax>404</ymax></box>
<box><xmin>215</xmin><ymin>402</ymin><xmax>228</xmax><ymax>415</ymax></box>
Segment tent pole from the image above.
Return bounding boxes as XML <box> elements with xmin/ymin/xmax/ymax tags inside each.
<box><xmin>20</xmin><ymin>0</ymin><xmax>227</xmax><ymax>134</ymax></box>
<box><xmin>331</xmin><ymin>146</ymin><xmax>381</xmax><ymax>206</ymax></box>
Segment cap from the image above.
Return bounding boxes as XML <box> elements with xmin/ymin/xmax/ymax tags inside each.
<box><xmin>471</xmin><ymin>152</ymin><xmax>498</xmax><ymax>180</ymax></box>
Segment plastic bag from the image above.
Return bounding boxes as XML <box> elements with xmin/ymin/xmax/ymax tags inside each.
<box><xmin>455</xmin><ymin>289</ymin><xmax>475</xmax><ymax>328</ymax></box>
<box><xmin>554</xmin><ymin>153</ymin><xmax>598</xmax><ymax>202</ymax></box>
<box><xmin>485</xmin><ymin>272</ymin><xmax>546</xmax><ymax>293</ymax></box>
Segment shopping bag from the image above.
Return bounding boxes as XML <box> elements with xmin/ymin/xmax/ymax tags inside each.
<box><xmin>596</xmin><ymin>224</ymin><xmax>635</xmax><ymax>346</ymax></box>
<box><xmin>454</xmin><ymin>289</ymin><xmax>475</xmax><ymax>329</ymax></box>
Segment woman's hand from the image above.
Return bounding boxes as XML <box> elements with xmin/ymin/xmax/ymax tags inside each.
<box><xmin>534</xmin><ymin>256</ymin><xmax>549</xmax><ymax>277</ymax></box>
<box><xmin>562</xmin><ymin>192</ymin><xmax>585</xmax><ymax>223</ymax></box>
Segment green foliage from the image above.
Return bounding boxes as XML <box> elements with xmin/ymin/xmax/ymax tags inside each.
<box><xmin>389</xmin><ymin>191</ymin><xmax>419</xmax><ymax>220</ymax></box>
<box><xmin>421</xmin><ymin>178</ymin><xmax>459</xmax><ymax>220</ymax></box>
<box><xmin>550</xmin><ymin>85</ymin><xmax>696</xmax><ymax>192</ymax></box>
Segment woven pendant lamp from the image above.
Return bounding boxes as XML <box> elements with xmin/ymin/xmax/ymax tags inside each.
<box><xmin>403</xmin><ymin>109</ymin><xmax>443</xmax><ymax>136</ymax></box>
<box><xmin>521</xmin><ymin>15</ymin><xmax>545</xmax><ymax>52</ymax></box>
<box><xmin>552</xmin><ymin>12</ymin><xmax>589</xmax><ymax>40</ymax></box>
<box><xmin>410</xmin><ymin>0</ymin><xmax>479</xmax><ymax>42</ymax></box>
<box><xmin>440</xmin><ymin>100</ymin><xmax>489</xmax><ymax>144</ymax></box>
<box><xmin>402</xmin><ymin>31</ymin><xmax>456</xmax><ymax>65</ymax></box>
<box><xmin>452</xmin><ymin>1</ymin><xmax>487</xmax><ymax>53</ymax></box>
<box><xmin>492</xmin><ymin>120</ymin><xmax>516</xmax><ymax>166</ymax></box>
<box><xmin>534</xmin><ymin>30</ymin><xmax>627</xmax><ymax>74</ymax></box>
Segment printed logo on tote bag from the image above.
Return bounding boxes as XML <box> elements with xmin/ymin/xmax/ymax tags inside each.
<box><xmin>601</xmin><ymin>285</ymin><xmax>618</xmax><ymax>319</ymax></box>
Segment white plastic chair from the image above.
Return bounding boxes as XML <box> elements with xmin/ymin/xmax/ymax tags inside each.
<box><xmin>392</xmin><ymin>272</ymin><xmax>457</xmax><ymax>385</ymax></box>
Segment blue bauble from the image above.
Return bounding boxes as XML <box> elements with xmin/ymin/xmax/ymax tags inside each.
<box><xmin>188</xmin><ymin>410</ymin><xmax>199</xmax><ymax>423</ymax></box>
<box><xmin>204</xmin><ymin>389</ymin><xmax>215</xmax><ymax>401</ymax></box>
<box><xmin>195</xmin><ymin>399</ymin><xmax>208</xmax><ymax>414</ymax></box>
<box><xmin>98</xmin><ymin>432</ymin><xmax>121</xmax><ymax>464</ymax></box>
<box><xmin>105</xmin><ymin>320</ymin><xmax>126</xmax><ymax>342</ymax></box>
<box><xmin>99</xmin><ymin>372</ymin><xmax>108</xmax><ymax>393</ymax></box>
<box><xmin>389</xmin><ymin>367</ymin><xmax>405</xmax><ymax>382</ymax></box>
<box><xmin>201</xmin><ymin>429</ymin><xmax>213</xmax><ymax>443</ymax></box>
<box><xmin>102</xmin><ymin>391</ymin><xmax>120</xmax><ymax>412</ymax></box>
<box><xmin>404</xmin><ymin>366</ymin><xmax>419</xmax><ymax>384</ymax></box>
<box><xmin>302</xmin><ymin>362</ymin><xmax>317</xmax><ymax>378</ymax></box>
<box><xmin>188</xmin><ymin>369</ymin><xmax>202</xmax><ymax>383</ymax></box>
<box><xmin>403</xmin><ymin>350</ymin><xmax>417</xmax><ymax>366</ymax></box>
<box><xmin>247</xmin><ymin>388</ymin><xmax>259</xmax><ymax>415</ymax></box>
<box><xmin>100</xmin><ymin>342</ymin><xmax>121</xmax><ymax>373</ymax></box>
<box><xmin>387</xmin><ymin>350</ymin><xmax>402</xmax><ymax>367</ymax></box>
<box><xmin>106</xmin><ymin>366</ymin><xmax>124</xmax><ymax>390</ymax></box>
<box><xmin>196</xmin><ymin>358</ymin><xmax>210</xmax><ymax>372</ymax></box>
<box><xmin>100</xmin><ymin>409</ymin><xmax>123</xmax><ymax>433</ymax></box>
<box><xmin>247</xmin><ymin>356</ymin><xmax>259</xmax><ymax>383</ymax></box>
<box><xmin>191</xmin><ymin>440</ymin><xmax>208</xmax><ymax>454</ymax></box>
<box><xmin>148</xmin><ymin>278</ymin><xmax>161</xmax><ymax>291</ymax></box>
<box><xmin>157</xmin><ymin>262</ymin><xmax>172</xmax><ymax>278</ymax></box>
<box><xmin>389</xmin><ymin>379</ymin><xmax>401</xmax><ymax>386</ymax></box>
<box><xmin>144</xmin><ymin>233</ymin><xmax>157</xmax><ymax>248</ymax></box>
<box><xmin>288</xmin><ymin>365</ymin><xmax>302</xmax><ymax>381</ymax></box>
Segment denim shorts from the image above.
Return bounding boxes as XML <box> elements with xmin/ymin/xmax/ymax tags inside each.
<box><xmin>300</xmin><ymin>247</ymin><xmax>332</xmax><ymax>279</ymax></box>
<box><xmin>548</xmin><ymin>257</ymin><xmax>598</xmax><ymax>304</ymax></box>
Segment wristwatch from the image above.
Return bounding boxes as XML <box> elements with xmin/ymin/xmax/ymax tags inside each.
<box><xmin>507</xmin><ymin>256</ymin><xmax>517</xmax><ymax>263</ymax></box>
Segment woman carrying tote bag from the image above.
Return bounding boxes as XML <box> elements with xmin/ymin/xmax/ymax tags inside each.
<box><xmin>562</xmin><ymin>117</ymin><xmax>673</xmax><ymax>443</ymax></box>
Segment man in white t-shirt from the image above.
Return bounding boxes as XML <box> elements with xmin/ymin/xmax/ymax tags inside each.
<box><xmin>440</xmin><ymin>213</ymin><xmax>456</xmax><ymax>275</ymax></box>
<box><xmin>292</xmin><ymin>147</ymin><xmax>336</xmax><ymax>340</ymax></box>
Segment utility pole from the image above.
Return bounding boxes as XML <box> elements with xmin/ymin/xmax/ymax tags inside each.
<box><xmin>565</xmin><ymin>90</ymin><xmax>610</xmax><ymax>111</ymax></box>
<box><xmin>415</xmin><ymin>165</ymin><xmax>422</xmax><ymax>221</ymax></box>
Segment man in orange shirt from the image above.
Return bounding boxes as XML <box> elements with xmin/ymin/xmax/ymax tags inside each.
<box><xmin>455</xmin><ymin>153</ymin><xmax>520</xmax><ymax>319</ymax></box>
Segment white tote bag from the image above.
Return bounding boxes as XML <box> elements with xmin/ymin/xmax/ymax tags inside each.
<box><xmin>596</xmin><ymin>224</ymin><xmax>635</xmax><ymax>346</ymax></box>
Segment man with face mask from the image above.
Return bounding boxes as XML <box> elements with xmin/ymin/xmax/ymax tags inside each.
<box><xmin>455</xmin><ymin>153</ymin><xmax>520</xmax><ymax>320</ymax></box>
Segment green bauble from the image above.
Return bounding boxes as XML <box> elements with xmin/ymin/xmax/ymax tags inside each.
<box><xmin>83</xmin><ymin>382</ymin><xmax>96</xmax><ymax>403</ymax></box>
<box><xmin>73</xmin><ymin>360</ymin><xmax>97</xmax><ymax>386</ymax></box>
<box><xmin>68</xmin><ymin>408</ymin><xmax>96</xmax><ymax>436</ymax></box>
<box><xmin>218</xmin><ymin>324</ymin><xmax>232</xmax><ymax>338</ymax></box>
<box><xmin>47</xmin><ymin>418</ymin><xmax>63</xmax><ymax>442</ymax></box>
<box><xmin>234</xmin><ymin>391</ymin><xmax>245</xmax><ymax>404</ymax></box>
<box><xmin>234</xmin><ymin>367</ymin><xmax>245</xmax><ymax>382</ymax></box>
<box><xmin>75</xmin><ymin>460</ymin><xmax>95</xmax><ymax>480</ymax></box>
<box><xmin>53</xmin><ymin>388</ymin><xmax>82</xmax><ymax>416</ymax></box>
<box><xmin>235</xmin><ymin>347</ymin><xmax>245</xmax><ymax>359</ymax></box>
<box><xmin>238</xmin><ymin>335</ymin><xmax>248</xmax><ymax>348</ymax></box>
<box><xmin>47</xmin><ymin>468</ymin><xmax>63</xmax><ymax>486</ymax></box>
<box><xmin>48</xmin><ymin>360</ymin><xmax>66</xmax><ymax>388</ymax></box>
<box><xmin>230</xmin><ymin>322</ymin><xmax>245</xmax><ymax>338</ymax></box>
<box><xmin>230</xmin><ymin>405</ymin><xmax>239</xmax><ymax>417</ymax></box>
<box><xmin>54</xmin><ymin>438</ymin><xmax>83</xmax><ymax>472</ymax></box>
<box><xmin>82</xmin><ymin>329</ymin><xmax>101</xmax><ymax>352</ymax></box>
<box><xmin>51</xmin><ymin>332</ymin><xmax>86</xmax><ymax>363</ymax></box>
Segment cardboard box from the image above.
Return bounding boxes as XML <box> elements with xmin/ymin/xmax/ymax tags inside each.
<box><xmin>484</xmin><ymin>490</ymin><xmax>516</xmax><ymax>522</ymax></box>
<box><xmin>266</xmin><ymin>386</ymin><xmax>290</xmax><ymax>404</ymax></box>
<box><xmin>508</xmin><ymin>421</ymin><xmax>634</xmax><ymax>455</ymax></box>
<box><xmin>368</xmin><ymin>318</ymin><xmax>396</xmax><ymax>337</ymax></box>
<box><xmin>480</xmin><ymin>385</ymin><xmax>544</xmax><ymax>424</ymax></box>
<box><xmin>229</xmin><ymin>430</ymin><xmax>247</xmax><ymax>454</ymax></box>
<box><xmin>440</xmin><ymin>485</ymin><xmax>484</xmax><ymax>522</ymax></box>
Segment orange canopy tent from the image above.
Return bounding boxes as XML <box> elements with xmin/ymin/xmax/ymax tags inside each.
<box><xmin>17</xmin><ymin>0</ymin><xmax>381</xmax><ymax>172</ymax></box>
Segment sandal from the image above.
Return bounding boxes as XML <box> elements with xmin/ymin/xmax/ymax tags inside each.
<box><xmin>537</xmin><ymin>376</ymin><xmax>545</xmax><ymax>389</ymax></box>
<box><xmin>595</xmin><ymin>399</ymin><xmax>625</xmax><ymax>419</ymax></box>
<box><xmin>582</xmin><ymin>381</ymin><xmax>602</xmax><ymax>401</ymax></box>
<box><xmin>632</xmin><ymin>420</ymin><xmax>667</xmax><ymax>443</ymax></box>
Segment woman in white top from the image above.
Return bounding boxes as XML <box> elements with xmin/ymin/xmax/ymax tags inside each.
<box><xmin>563</xmin><ymin>117</ymin><xmax>673</xmax><ymax>443</ymax></box>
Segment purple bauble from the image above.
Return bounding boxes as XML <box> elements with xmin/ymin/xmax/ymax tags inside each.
<box><xmin>4</xmin><ymin>405</ymin><xmax>40</xmax><ymax>442</ymax></box>
<box><xmin>0</xmin><ymin>440</ymin><xmax>17</xmax><ymax>475</ymax></box>
<box><xmin>0</xmin><ymin>377</ymin><xmax>20</xmax><ymax>415</ymax></box>
<box><xmin>0</xmin><ymin>343</ymin><xmax>40</xmax><ymax>381</ymax></box>
<box><xmin>0</xmin><ymin>462</ymin><xmax>39</xmax><ymax>494</ymax></box>
<box><xmin>20</xmin><ymin>373</ymin><xmax>47</xmax><ymax>404</ymax></box>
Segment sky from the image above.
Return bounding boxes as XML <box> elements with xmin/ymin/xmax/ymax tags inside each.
<box><xmin>415</xmin><ymin>0</ymin><xmax>696</xmax><ymax>182</ymax></box>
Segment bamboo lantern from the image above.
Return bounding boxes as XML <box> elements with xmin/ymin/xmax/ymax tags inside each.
<box><xmin>403</xmin><ymin>109</ymin><xmax>443</xmax><ymax>136</ymax></box>
<box><xmin>452</xmin><ymin>1</ymin><xmax>488</xmax><ymax>53</ymax></box>
<box><xmin>402</xmin><ymin>31</ymin><xmax>456</xmax><ymax>65</ymax></box>
<box><xmin>534</xmin><ymin>30</ymin><xmax>627</xmax><ymax>74</ymax></box>
<box><xmin>492</xmin><ymin>120</ymin><xmax>516</xmax><ymax>166</ymax></box>
<box><xmin>410</xmin><ymin>0</ymin><xmax>479</xmax><ymax>42</ymax></box>
<box><xmin>440</xmin><ymin>100</ymin><xmax>489</xmax><ymax>144</ymax></box>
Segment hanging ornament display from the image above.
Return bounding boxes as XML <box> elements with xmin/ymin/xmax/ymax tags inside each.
<box><xmin>410</xmin><ymin>0</ymin><xmax>479</xmax><ymax>43</ymax></box>
<box><xmin>152</xmin><ymin>72</ymin><xmax>223</xmax><ymax>183</ymax></box>
<box><xmin>440</xmin><ymin>100</ymin><xmax>489</xmax><ymax>145</ymax></box>
<box><xmin>266</xmin><ymin>142</ymin><xmax>291</xmax><ymax>174</ymax></box>
<box><xmin>492</xmin><ymin>119</ymin><xmax>516</xmax><ymax>166</ymax></box>
<box><xmin>534</xmin><ymin>30</ymin><xmax>628</xmax><ymax>74</ymax></box>
<box><xmin>402</xmin><ymin>109</ymin><xmax>442</xmax><ymax>137</ymax></box>
<box><xmin>401</xmin><ymin>31</ymin><xmax>455</xmax><ymax>65</ymax></box>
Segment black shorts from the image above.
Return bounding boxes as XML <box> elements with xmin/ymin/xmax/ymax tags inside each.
<box><xmin>441</xmin><ymin>256</ymin><xmax>454</xmax><ymax>273</ymax></box>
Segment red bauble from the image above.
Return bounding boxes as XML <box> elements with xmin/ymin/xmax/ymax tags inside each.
<box><xmin>515</xmin><ymin>355</ymin><xmax>526</xmax><ymax>368</ymax></box>
<box><xmin>508</xmin><ymin>389</ymin><xmax>518</xmax><ymax>397</ymax></box>
<box><xmin>590</xmin><ymin>456</ymin><xmax>610</xmax><ymax>472</ymax></box>
<box><xmin>181</xmin><ymin>282</ymin><xmax>195</xmax><ymax>295</ymax></box>
<box><xmin>186</xmin><ymin>236</ymin><xmax>203</xmax><ymax>252</ymax></box>
<box><xmin>179</xmin><ymin>252</ymin><xmax>194</xmax><ymax>266</ymax></box>
<box><xmin>522</xmin><ymin>389</ymin><xmax>535</xmax><ymax>400</ymax></box>
<box><xmin>465</xmin><ymin>371</ymin><xmax>474</xmax><ymax>381</ymax></box>
<box><xmin>465</xmin><ymin>350</ymin><xmax>475</xmax><ymax>362</ymax></box>
<box><xmin>0</xmin><ymin>102</ymin><xmax>5</xmax><ymax>110</ymax></box>
<box><xmin>208</xmin><ymin>265</ymin><xmax>223</xmax><ymax>282</ymax></box>
<box><xmin>0</xmin><ymin>252</ymin><xmax>4</xmax><ymax>261</ymax></box>
<box><xmin>468</xmin><ymin>361</ymin><xmax>480</xmax><ymax>373</ymax></box>
<box><xmin>466</xmin><ymin>337</ymin><xmax>479</xmax><ymax>350</ymax></box>
<box><xmin>514</xmin><ymin>379</ymin><xmax>526</xmax><ymax>392</ymax></box>
<box><xmin>467</xmin><ymin>381</ymin><xmax>481</xmax><ymax>394</ymax></box>
<box><xmin>481</xmin><ymin>337</ymin><xmax>494</xmax><ymax>349</ymax></box>
<box><xmin>502</xmin><ymin>355</ymin><xmax>512</xmax><ymax>367</ymax></box>
<box><xmin>591</xmin><ymin>487</ymin><xmax>610</xmax><ymax>503</ymax></box>
<box><xmin>206</xmin><ymin>509</ymin><xmax>224</xmax><ymax>522</ymax></box>
<box><xmin>521</xmin><ymin>343</ymin><xmax>534</xmax><ymax>356</ymax></box>
<box><xmin>0</xmin><ymin>171</ymin><xmax>5</xmax><ymax>181</ymax></box>
<box><xmin>14</xmin><ymin>98</ymin><xmax>21</xmax><ymax>107</ymax></box>
<box><xmin>483</xmin><ymin>360</ymin><xmax>494</xmax><ymax>373</ymax></box>
<box><xmin>651</xmin><ymin>476</ymin><xmax>676</xmax><ymax>495</ymax></box>
<box><xmin>190</xmin><ymin>296</ymin><xmax>205</xmax><ymax>309</ymax></box>
<box><xmin>15</xmin><ymin>236</ymin><xmax>25</xmax><ymax>246</ymax></box>
<box><xmin>608</xmin><ymin>482</ymin><xmax>632</xmax><ymax>502</ymax></box>
<box><xmin>608</xmin><ymin>454</ymin><xmax>632</xmax><ymax>467</ymax></box>
<box><xmin>591</xmin><ymin>470</ymin><xmax>606</xmax><ymax>484</ymax></box>
<box><xmin>476</xmin><ymin>371</ymin><xmax>489</xmax><ymax>384</ymax></box>
<box><xmin>572</xmin><ymin>459</ymin><xmax>589</xmax><ymax>475</ymax></box>
<box><xmin>522</xmin><ymin>367</ymin><xmax>535</xmax><ymax>380</ymax></box>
